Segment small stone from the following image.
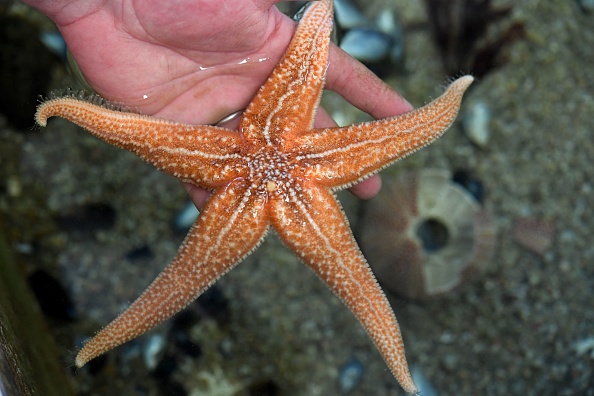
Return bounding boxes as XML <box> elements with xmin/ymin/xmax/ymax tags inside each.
<box><xmin>577</xmin><ymin>0</ymin><xmax>594</xmax><ymax>13</ymax></box>
<box><xmin>144</xmin><ymin>333</ymin><xmax>166</xmax><ymax>370</ymax></box>
<box><xmin>574</xmin><ymin>337</ymin><xmax>594</xmax><ymax>358</ymax></box>
<box><xmin>173</xmin><ymin>201</ymin><xmax>199</xmax><ymax>232</ymax></box>
<box><xmin>463</xmin><ymin>100</ymin><xmax>491</xmax><ymax>148</ymax></box>
<box><xmin>7</xmin><ymin>176</ymin><xmax>21</xmax><ymax>197</ymax></box>
<box><xmin>339</xmin><ymin>358</ymin><xmax>364</xmax><ymax>393</ymax></box>
<box><xmin>340</xmin><ymin>28</ymin><xmax>393</xmax><ymax>63</ymax></box>
<box><xmin>512</xmin><ymin>217</ymin><xmax>555</xmax><ymax>256</ymax></box>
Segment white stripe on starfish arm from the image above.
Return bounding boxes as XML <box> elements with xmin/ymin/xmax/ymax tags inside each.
<box><xmin>75</xmin><ymin>180</ymin><xmax>270</xmax><ymax>367</ymax></box>
<box><xmin>35</xmin><ymin>97</ymin><xmax>249</xmax><ymax>185</ymax></box>
<box><xmin>293</xmin><ymin>76</ymin><xmax>474</xmax><ymax>190</ymax></box>
<box><xmin>240</xmin><ymin>0</ymin><xmax>333</xmax><ymax>145</ymax></box>
<box><xmin>269</xmin><ymin>186</ymin><xmax>418</xmax><ymax>395</ymax></box>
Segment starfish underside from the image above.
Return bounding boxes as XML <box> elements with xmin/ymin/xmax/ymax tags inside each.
<box><xmin>35</xmin><ymin>0</ymin><xmax>473</xmax><ymax>393</ymax></box>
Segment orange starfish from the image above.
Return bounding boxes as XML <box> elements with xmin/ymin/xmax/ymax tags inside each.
<box><xmin>35</xmin><ymin>0</ymin><xmax>472</xmax><ymax>393</ymax></box>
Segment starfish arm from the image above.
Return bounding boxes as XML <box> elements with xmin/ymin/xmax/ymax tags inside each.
<box><xmin>239</xmin><ymin>0</ymin><xmax>332</xmax><ymax>145</ymax></box>
<box><xmin>291</xmin><ymin>76</ymin><xmax>473</xmax><ymax>190</ymax></box>
<box><xmin>75</xmin><ymin>180</ymin><xmax>269</xmax><ymax>367</ymax></box>
<box><xmin>270</xmin><ymin>185</ymin><xmax>418</xmax><ymax>395</ymax></box>
<box><xmin>35</xmin><ymin>98</ymin><xmax>247</xmax><ymax>188</ymax></box>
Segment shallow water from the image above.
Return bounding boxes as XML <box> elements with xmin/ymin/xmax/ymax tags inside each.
<box><xmin>1</xmin><ymin>0</ymin><xmax>593</xmax><ymax>395</ymax></box>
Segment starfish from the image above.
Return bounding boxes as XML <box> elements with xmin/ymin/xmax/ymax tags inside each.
<box><xmin>35</xmin><ymin>0</ymin><xmax>472</xmax><ymax>393</ymax></box>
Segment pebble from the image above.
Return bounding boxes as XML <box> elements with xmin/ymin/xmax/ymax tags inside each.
<box><xmin>6</xmin><ymin>175</ymin><xmax>21</xmax><ymax>197</ymax></box>
<box><xmin>334</xmin><ymin>0</ymin><xmax>366</xmax><ymax>29</ymax></box>
<box><xmin>340</xmin><ymin>28</ymin><xmax>393</xmax><ymax>63</ymax></box>
<box><xmin>375</xmin><ymin>9</ymin><xmax>405</xmax><ymax>64</ymax></box>
<box><xmin>338</xmin><ymin>358</ymin><xmax>364</xmax><ymax>393</ymax></box>
<box><xmin>335</xmin><ymin>0</ymin><xmax>405</xmax><ymax>66</ymax></box>
<box><xmin>577</xmin><ymin>0</ymin><xmax>594</xmax><ymax>13</ymax></box>
<box><xmin>463</xmin><ymin>100</ymin><xmax>491</xmax><ymax>148</ymax></box>
<box><xmin>39</xmin><ymin>31</ymin><xmax>67</xmax><ymax>59</ymax></box>
<box><xmin>412</xmin><ymin>365</ymin><xmax>438</xmax><ymax>396</ymax></box>
<box><xmin>143</xmin><ymin>333</ymin><xmax>166</xmax><ymax>370</ymax></box>
<box><xmin>173</xmin><ymin>200</ymin><xmax>199</xmax><ymax>232</ymax></box>
<box><xmin>574</xmin><ymin>337</ymin><xmax>594</xmax><ymax>358</ymax></box>
<box><xmin>512</xmin><ymin>217</ymin><xmax>556</xmax><ymax>256</ymax></box>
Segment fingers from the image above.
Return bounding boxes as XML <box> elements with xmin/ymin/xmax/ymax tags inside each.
<box><xmin>182</xmin><ymin>182</ymin><xmax>212</xmax><ymax>211</ymax></box>
<box><xmin>326</xmin><ymin>44</ymin><xmax>413</xmax><ymax>118</ymax></box>
<box><xmin>348</xmin><ymin>176</ymin><xmax>382</xmax><ymax>199</ymax></box>
<box><xmin>322</xmin><ymin>44</ymin><xmax>414</xmax><ymax>200</ymax></box>
<box><xmin>313</xmin><ymin>106</ymin><xmax>337</xmax><ymax>129</ymax></box>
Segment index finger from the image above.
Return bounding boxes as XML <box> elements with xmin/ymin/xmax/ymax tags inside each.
<box><xmin>326</xmin><ymin>44</ymin><xmax>413</xmax><ymax>118</ymax></box>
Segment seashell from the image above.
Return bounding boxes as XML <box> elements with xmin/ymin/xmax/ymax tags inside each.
<box><xmin>411</xmin><ymin>365</ymin><xmax>438</xmax><ymax>396</ymax></box>
<box><xmin>335</xmin><ymin>0</ymin><xmax>405</xmax><ymax>67</ymax></box>
<box><xmin>512</xmin><ymin>217</ymin><xmax>555</xmax><ymax>256</ymax></box>
<box><xmin>577</xmin><ymin>0</ymin><xmax>594</xmax><ymax>13</ymax></box>
<box><xmin>375</xmin><ymin>9</ymin><xmax>405</xmax><ymax>64</ymax></box>
<box><xmin>39</xmin><ymin>31</ymin><xmax>67</xmax><ymax>59</ymax></box>
<box><xmin>359</xmin><ymin>169</ymin><xmax>496</xmax><ymax>299</ymax></box>
<box><xmin>462</xmin><ymin>100</ymin><xmax>491</xmax><ymax>148</ymax></box>
<box><xmin>173</xmin><ymin>200</ymin><xmax>200</xmax><ymax>232</ymax></box>
<box><xmin>334</xmin><ymin>0</ymin><xmax>367</xmax><ymax>30</ymax></box>
<box><xmin>143</xmin><ymin>333</ymin><xmax>166</xmax><ymax>370</ymax></box>
<box><xmin>339</xmin><ymin>357</ymin><xmax>365</xmax><ymax>393</ymax></box>
<box><xmin>340</xmin><ymin>28</ymin><xmax>393</xmax><ymax>63</ymax></box>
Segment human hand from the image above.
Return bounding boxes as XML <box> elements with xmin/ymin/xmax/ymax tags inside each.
<box><xmin>24</xmin><ymin>0</ymin><xmax>413</xmax><ymax>209</ymax></box>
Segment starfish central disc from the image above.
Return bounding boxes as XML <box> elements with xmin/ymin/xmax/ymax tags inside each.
<box><xmin>247</xmin><ymin>148</ymin><xmax>301</xmax><ymax>199</ymax></box>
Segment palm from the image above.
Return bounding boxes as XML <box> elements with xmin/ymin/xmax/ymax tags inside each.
<box><xmin>56</xmin><ymin>0</ymin><xmax>299</xmax><ymax>125</ymax></box>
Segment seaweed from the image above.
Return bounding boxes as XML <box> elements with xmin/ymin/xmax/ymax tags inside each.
<box><xmin>423</xmin><ymin>0</ymin><xmax>525</xmax><ymax>78</ymax></box>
